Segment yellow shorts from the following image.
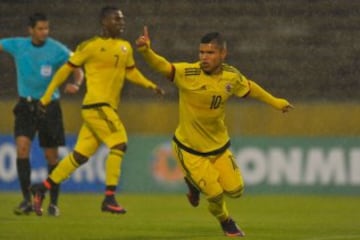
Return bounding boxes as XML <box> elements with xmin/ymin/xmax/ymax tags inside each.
<box><xmin>74</xmin><ymin>105</ymin><xmax>128</xmax><ymax>158</ymax></box>
<box><xmin>172</xmin><ymin>141</ymin><xmax>244</xmax><ymax>198</ymax></box>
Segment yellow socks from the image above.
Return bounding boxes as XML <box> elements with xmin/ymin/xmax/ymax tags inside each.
<box><xmin>105</xmin><ymin>149</ymin><xmax>124</xmax><ymax>186</ymax></box>
<box><xmin>208</xmin><ymin>193</ymin><xmax>229</xmax><ymax>222</ymax></box>
<box><xmin>49</xmin><ymin>153</ymin><xmax>79</xmax><ymax>184</ymax></box>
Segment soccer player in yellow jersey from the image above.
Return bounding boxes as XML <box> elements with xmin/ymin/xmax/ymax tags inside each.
<box><xmin>136</xmin><ymin>27</ymin><xmax>293</xmax><ymax>237</ymax></box>
<box><xmin>30</xmin><ymin>7</ymin><xmax>164</xmax><ymax>216</ymax></box>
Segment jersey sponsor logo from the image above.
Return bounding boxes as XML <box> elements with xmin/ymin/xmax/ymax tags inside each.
<box><xmin>100</xmin><ymin>47</ymin><xmax>106</xmax><ymax>52</ymax></box>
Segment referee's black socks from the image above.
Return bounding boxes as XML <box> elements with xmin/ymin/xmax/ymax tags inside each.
<box><xmin>16</xmin><ymin>158</ymin><xmax>31</xmax><ymax>202</ymax></box>
<box><xmin>48</xmin><ymin>164</ymin><xmax>60</xmax><ymax>206</ymax></box>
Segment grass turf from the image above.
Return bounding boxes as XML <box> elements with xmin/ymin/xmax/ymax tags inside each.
<box><xmin>0</xmin><ymin>193</ymin><xmax>359</xmax><ymax>240</ymax></box>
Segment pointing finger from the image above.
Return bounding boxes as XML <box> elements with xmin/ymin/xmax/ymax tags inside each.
<box><xmin>144</xmin><ymin>26</ymin><xmax>149</xmax><ymax>39</ymax></box>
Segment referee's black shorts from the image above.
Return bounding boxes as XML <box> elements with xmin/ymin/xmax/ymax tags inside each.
<box><xmin>13</xmin><ymin>97</ymin><xmax>65</xmax><ymax>148</ymax></box>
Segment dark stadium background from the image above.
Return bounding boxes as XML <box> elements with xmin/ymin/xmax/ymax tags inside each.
<box><xmin>1</xmin><ymin>0</ymin><xmax>359</xmax><ymax>101</ymax></box>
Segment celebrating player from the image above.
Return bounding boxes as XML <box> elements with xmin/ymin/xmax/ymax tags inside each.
<box><xmin>136</xmin><ymin>27</ymin><xmax>293</xmax><ymax>237</ymax></box>
<box><xmin>0</xmin><ymin>12</ymin><xmax>83</xmax><ymax>216</ymax></box>
<box><xmin>30</xmin><ymin>6</ymin><xmax>164</xmax><ymax>216</ymax></box>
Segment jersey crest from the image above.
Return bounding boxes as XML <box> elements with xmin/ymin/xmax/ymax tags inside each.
<box><xmin>120</xmin><ymin>45</ymin><xmax>127</xmax><ymax>53</ymax></box>
<box><xmin>225</xmin><ymin>83</ymin><xmax>233</xmax><ymax>93</ymax></box>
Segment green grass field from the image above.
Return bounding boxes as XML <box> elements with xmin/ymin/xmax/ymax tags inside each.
<box><xmin>0</xmin><ymin>193</ymin><xmax>359</xmax><ymax>240</ymax></box>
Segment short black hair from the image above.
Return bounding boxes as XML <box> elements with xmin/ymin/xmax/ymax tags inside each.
<box><xmin>200</xmin><ymin>32</ymin><xmax>226</xmax><ymax>49</ymax></box>
<box><xmin>100</xmin><ymin>6</ymin><xmax>120</xmax><ymax>20</ymax></box>
<box><xmin>28</xmin><ymin>12</ymin><xmax>48</xmax><ymax>28</ymax></box>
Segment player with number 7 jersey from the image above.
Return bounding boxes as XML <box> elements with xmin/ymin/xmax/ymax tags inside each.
<box><xmin>67</xmin><ymin>36</ymin><xmax>136</xmax><ymax>109</ymax></box>
<box><xmin>30</xmin><ymin>6</ymin><xmax>164</xmax><ymax>217</ymax></box>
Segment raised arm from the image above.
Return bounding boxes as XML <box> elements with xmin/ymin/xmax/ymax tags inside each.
<box><xmin>247</xmin><ymin>80</ymin><xmax>294</xmax><ymax>113</ymax></box>
<box><xmin>136</xmin><ymin>26</ymin><xmax>173</xmax><ymax>79</ymax></box>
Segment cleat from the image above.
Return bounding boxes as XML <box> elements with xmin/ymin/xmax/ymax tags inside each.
<box><xmin>30</xmin><ymin>184</ymin><xmax>46</xmax><ymax>216</ymax></box>
<box><xmin>220</xmin><ymin>218</ymin><xmax>245</xmax><ymax>237</ymax></box>
<box><xmin>48</xmin><ymin>204</ymin><xmax>60</xmax><ymax>217</ymax></box>
<box><xmin>13</xmin><ymin>200</ymin><xmax>33</xmax><ymax>215</ymax></box>
<box><xmin>184</xmin><ymin>177</ymin><xmax>200</xmax><ymax>207</ymax></box>
<box><xmin>101</xmin><ymin>196</ymin><xmax>126</xmax><ymax>214</ymax></box>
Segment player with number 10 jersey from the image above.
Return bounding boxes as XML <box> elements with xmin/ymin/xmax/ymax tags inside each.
<box><xmin>173</xmin><ymin>62</ymin><xmax>250</xmax><ymax>154</ymax></box>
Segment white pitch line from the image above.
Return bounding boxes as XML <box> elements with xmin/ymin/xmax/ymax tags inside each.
<box><xmin>302</xmin><ymin>235</ymin><xmax>360</xmax><ymax>240</ymax></box>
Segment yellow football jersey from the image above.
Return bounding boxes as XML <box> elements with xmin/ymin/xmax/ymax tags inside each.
<box><xmin>69</xmin><ymin>36</ymin><xmax>135</xmax><ymax>109</ymax></box>
<box><xmin>172</xmin><ymin>62</ymin><xmax>250</xmax><ymax>154</ymax></box>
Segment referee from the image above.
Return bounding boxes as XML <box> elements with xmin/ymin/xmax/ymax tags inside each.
<box><xmin>0</xmin><ymin>12</ymin><xmax>83</xmax><ymax>216</ymax></box>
